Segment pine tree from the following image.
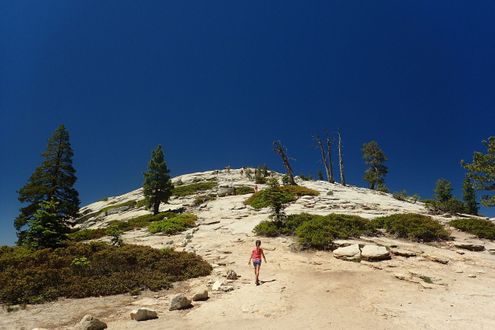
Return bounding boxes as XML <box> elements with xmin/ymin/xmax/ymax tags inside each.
<box><xmin>462</xmin><ymin>136</ymin><xmax>495</xmax><ymax>207</ymax></box>
<box><xmin>337</xmin><ymin>131</ymin><xmax>346</xmax><ymax>186</ymax></box>
<box><xmin>25</xmin><ymin>199</ymin><xmax>68</xmax><ymax>249</ymax></box>
<box><xmin>462</xmin><ymin>177</ymin><xmax>478</xmax><ymax>215</ymax></box>
<box><xmin>143</xmin><ymin>145</ymin><xmax>173</xmax><ymax>215</ymax></box>
<box><xmin>434</xmin><ymin>179</ymin><xmax>452</xmax><ymax>202</ymax></box>
<box><xmin>15</xmin><ymin>125</ymin><xmax>79</xmax><ymax>245</ymax></box>
<box><xmin>273</xmin><ymin>140</ymin><xmax>296</xmax><ymax>186</ymax></box>
<box><xmin>362</xmin><ymin>141</ymin><xmax>388</xmax><ymax>190</ymax></box>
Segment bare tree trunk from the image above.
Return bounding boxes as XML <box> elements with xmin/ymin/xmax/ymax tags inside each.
<box><xmin>338</xmin><ymin>131</ymin><xmax>346</xmax><ymax>186</ymax></box>
<box><xmin>273</xmin><ymin>141</ymin><xmax>297</xmax><ymax>185</ymax></box>
<box><xmin>315</xmin><ymin>135</ymin><xmax>334</xmax><ymax>183</ymax></box>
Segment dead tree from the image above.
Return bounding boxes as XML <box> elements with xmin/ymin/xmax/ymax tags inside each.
<box><xmin>337</xmin><ymin>130</ymin><xmax>346</xmax><ymax>186</ymax></box>
<box><xmin>273</xmin><ymin>140</ymin><xmax>297</xmax><ymax>185</ymax></box>
<box><xmin>314</xmin><ymin>135</ymin><xmax>334</xmax><ymax>183</ymax></box>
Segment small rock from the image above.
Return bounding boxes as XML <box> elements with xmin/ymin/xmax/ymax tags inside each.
<box><xmin>333</xmin><ymin>244</ymin><xmax>361</xmax><ymax>261</ymax></box>
<box><xmin>226</xmin><ymin>269</ymin><xmax>238</xmax><ymax>280</ymax></box>
<box><xmin>212</xmin><ymin>280</ymin><xmax>224</xmax><ymax>291</ymax></box>
<box><xmin>361</xmin><ymin>245</ymin><xmax>391</xmax><ymax>261</ymax></box>
<box><xmin>454</xmin><ymin>242</ymin><xmax>485</xmax><ymax>252</ymax></box>
<box><xmin>220</xmin><ymin>285</ymin><xmax>234</xmax><ymax>292</ymax></box>
<box><xmin>203</xmin><ymin>220</ymin><xmax>221</xmax><ymax>225</ymax></box>
<box><xmin>391</xmin><ymin>249</ymin><xmax>417</xmax><ymax>258</ymax></box>
<box><xmin>426</xmin><ymin>255</ymin><xmax>449</xmax><ymax>264</ymax></box>
<box><xmin>488</xmin><ymin>249</ymin><xmax>495</xmax><ymax>255</ymax></box>
<box><xmin>192</xmin><ymin>287</ymin><xmax>209</xmax><ymax>301</ymax></box>
<box><xmin>169</xmin><ymin>294</ymin><xmax>192</xmax><ymax>311</ymax></box>
<box><xmin>74</xmin><ymin>315</ymin><xmax>107</xmax><ymax>330</ymax></box>
<box><xmin>468</xmin><ymin>274</ymin><xmax>477</xmax><ymax>278</ymax></box>
<box><xmin>130</xmin><ymin>308</ymin><xmax>158</xmax><ymax>321</ymax></box>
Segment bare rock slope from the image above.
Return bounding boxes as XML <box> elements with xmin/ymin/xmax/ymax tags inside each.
<box><xmin>3</xmin><ymin>169</ymin><xmax>495</xmax><ymax>330</ymax></box>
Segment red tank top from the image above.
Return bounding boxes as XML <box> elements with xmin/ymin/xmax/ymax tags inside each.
<box><xmin>251</xmin><ymin>248</ymin><xmax>263</xmax><ymax>260</ymax></box>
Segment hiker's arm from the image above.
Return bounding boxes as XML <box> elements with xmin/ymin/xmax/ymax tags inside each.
<box><xmin>247</xmin><ymin>255</ymin><xmax>251</xmax><ymax>265</ymax></box>
<box><xmin>262</xmin><ymin>250</ymin><xmax>267</xmax><ymax>263</ymax></box>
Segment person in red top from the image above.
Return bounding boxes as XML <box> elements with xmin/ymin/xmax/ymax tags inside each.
<box><xmin>248</xmin><ymin>240</ymin><xmax>267</xmax><ymax>285</ymax></box>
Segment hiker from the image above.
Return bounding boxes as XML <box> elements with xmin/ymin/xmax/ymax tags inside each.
<box><xmin>248</xmin><ymin>239</ymin><xmax>267</xmax><ymax>285</ymax></box>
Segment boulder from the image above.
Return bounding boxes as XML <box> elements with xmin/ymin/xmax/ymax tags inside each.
<box><xmin>454</xmin><ymin>242</ymin><xmax>485</xmax><ymax>252</ymax></box>
<box><xmin>226</xmin><ymin>269</ymin><xmax>238</xmax><ymax>280</ymax></box>
<box><xmin>361</xmin><ymin>245</ymin><xmax>391</xmax><ymax>261</ymax></box>
<box><xmin>217</xmin><ymin>186</ymin><xmax>235</xmax><ymax>197</ymax></box>
<box><xmin>192</xmin><ymin>287</ymin><xmax>209</xmax><ymax>301</ymax></box>
<box><xmin>74</xmin><ymin>315</ymin><xmax>107</xmax><ymax>330</ymax></box>
<box><xmin>130</xmin><ymin>308</ymin><xmax>158</xmax><ymax>321</ymax></box>
<box><xmin>212</xmin><ymin>280</ymin><xmax>224</xmax><ymax>291</ymax></box>
<box><xmin>169</xmin><ymin>294</ymin><xmax>192</xmax><ymax>311</ymax></box>
<box><xmin>333</xmin><ymin>244</ymin><xmax>361</xmax><ymax>261</ymax></box>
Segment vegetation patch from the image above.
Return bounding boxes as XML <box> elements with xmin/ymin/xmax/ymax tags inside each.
<box><xmin>193</xmin><ymin>194</ymin><xmax>217</xmax><ymax>206</ymax></box>
<box><xmin>0</xmin><ymin>243</ymin><xmax>211</xmax><ymax>305</ymax></box>
<box><xmin>173</xmin><ymin>180</ymin><xmax>217</xmax><ymax>197</ymax></box>
<box><xmin>425</xmin><ymin>199</ymin><xmax>466</xmax><ymax>215</ymax></box>
<box><xmin>233</xmin><ymin>185</ymin><xmax>255</xmax><ymax>195</ymax></box>
<box><xmin>449</xmin><ymin>218</ymin><xmax>495</xmax><ymax>240</ymax></box>
<box><xmin>370</xmin><ymin>213</ymin><xmax>450</xmax><ymax>242</ymax></box>
<box><xmin>68</xmin><ymin>228</ymin><xmax>108</xmax><ymax>242</ymax></box>
<box><xmin>98</xmin><ymin>200</ymin><xmax>137</xmax><ymax>215</ymax></box>
<box><xmin>148</xmin><ymin>213</ymin><xmax>197</xmax><ymax>235</ymax></box>
<box><xmin>245</xmin><ymin>185</ymin><xmax>319</xmax><ymax>209</ymax></box>
<box><xmin>254</xmin><ymin>213</ymin><xmax>375</xmax><ymax>250</ymax></box>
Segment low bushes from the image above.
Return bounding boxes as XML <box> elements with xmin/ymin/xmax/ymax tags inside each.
<box><xmin>193</xmin><ymin>194</ymin><xmax>216</xmax><ymax>206</ymax></box>
<box><xmin>370</xmin><ymin>213</ymin><xmax>450</xmax><ymax>242</ymax></box>
<box><xmin>0</xmin><ymin>243</ymin><xmax>211</xmax><ymax>305</ymax></box>
<box><xmin>234</xmin><ymin>186</ymin><xmax>255</xmax><ymax>195</ymax></box>
<box><xmin>68</xmin><ymin>228</ymin><xmax>107</xmax><ymax>242</ymax></box>
<box><xmin>425</xmin><ymin>199</ymin><xmax>466</xmax><ymax>215</ymax></box>
<box><xmin>253</xmin><ymin>213</ymin><xmax>375</xmax><ymax>249</ymax></box>
<box><xmin>245</xmin><ymin>185</ymin><xmax>319</xmax><ymax>209</ymax></box>
<box><xmin>173</xmin><ymin>180</ymin><xmax>217</xmax><ymax>197</ymax></box>
<box><xmin>98</xmin><ymin>200</ymin><xmax>137</xmax><ymax>215</ymax></box>
<box><xmin>449</xmin><ymin>218</ymin><xmax>495</xmax><ymax>240</ymax></box>
<box><xmin>148</xmin><ymin>213</ymin><xmax>197</xmax><ymax>235</ymax></box>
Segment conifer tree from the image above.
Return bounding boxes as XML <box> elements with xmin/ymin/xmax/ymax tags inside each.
<box><xmin>143</xmin><ymin>145</ymin><xmax>173</xmax><ymax>215</ymax></box>
<box><xmin>338</xmin><ymin>131</ymin><xmax>346</xmax><ymax>186</ymax></box>
<box><xmin>25</xmin><ymin>199</ymin><xmax>68</xmax><ymax>249</ymax></box>
<box><xmin>273</xmin><ymin>140</ymin><xmax>296</xmax><ymax>185</ymax></box>
<box><xmin>15</xmin><ymin>125</ymin><xmax>79</xmax><ymax>245</ymax></box>
<box><xmin>462</xmin><ymin>176</ymin><xmax>478</xmax><ymax>215</ymax></box>
<box><xmin>434</xmin><ymin>179</ymin><xmax>453</xmax><ymax>202</ymax></box>
<box><xmin>362</xmin><ymin>141</ymin><xmax>388</xmax><ymax>190</ymax></box>
<box><xmin>462</xmin><ymin>137</ymin><xmax>495</xmax><ymax>207</ymax></box>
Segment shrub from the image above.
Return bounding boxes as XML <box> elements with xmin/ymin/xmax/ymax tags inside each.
<box><xmin>425</xmin><ymin>199</ymin><xmax>466</xmax><ymax>215</ymax></box>
<box><xmin>295</xmin><ymin>217</ymin><xmax>337</xmax><ymax>250</ymax></box>
<box><xmin>0</xmin><ymin>243</ymin><xmax>211</xmax><ymax>305</ymax></box>
<box><xmin>68</xmin><ymin>228</ymin><xmax>107</xmax><ymax>242</ymax></box>
<box><xmin>449</xmin><ymin>218</ymin><xmax>495</xmax><ymax>240</ymax></box>
<box><xmin>193</xmin><ymin>194</ymin><xmax>216</xmax><ymax>206</ymax></box>
<box><xmin>299</xmin><ymin>175</ymin><xmax>313</xmax><ymax>181</ymax></box>
<box><xmin>173</xmin><ymin>180</ymin><xmax>217</xmax><ymax>197</ymax></box>
<box><xmin>253</xmin><ymin>221</ymin><xmax>281</xmax><ymax>237</ymax></box>
<box><xmin>148</xmin><ymin>213</ymin><xmax>197</xmax><ymax>235</ymax></box>
<box><xmin>370</xmin><ymin>213</ymin><xmax>450</xmax><ymax>242</ymax></box>
<box><xmin>244</xmin><ymin>185</ymin><xmax>319</xmax><ymax>210</ymax></box>
<box><xmin>393</xmin><ymin>190</ymin><xmax>408</xmax><ymax>201</ymax></box>
<box><xmin>233</xmin><ymin>186</ymin><xmax>255</xmax><ymax>195</ymax></box>
<box><xmin>98</xmin><ymin>200</ymin><xmax>137</xmax><ymax>215</ymax></box>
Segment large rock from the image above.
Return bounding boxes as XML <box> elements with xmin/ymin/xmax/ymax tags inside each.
<box><xmin>130</xmin><ymin>308</ymin><xmax>158</xmax><ymax>321</ymax></box>
<box><xmin>74</xmin><ymin>315</ymin><xmax>107</xmax><ymax>330</ymax></box>
<box><xmin>361</xmin><ymin>245</ymin><xmax>391</xmax><ymax>261</ymax></box>
<box><xmin>333</xmin><ymin>244</ymin><xmax>361</xmax><ymax>261</ymax></box>
<box><xmin>212</xmin><ymin>280</ymin><xmax>224</xmax><ymax>291</ymax></box>
<box><xmin>169</xmin><ymin>294</ymin><xmax>192</xmax><ymax>311</ymax></box>
<box><xmin>391</xmin><ymin>249</ymin><xmax>417</xmax><ymax>258</ymax></box>
<box><xmin>192</xmin><ymin>287</ymin><xmax>209</xmax><ymax>301</ymax></box>
<box><xmin>454</xmin><ymin>242</ymin><xmax>485</xmax><ymax>252</ymax></box>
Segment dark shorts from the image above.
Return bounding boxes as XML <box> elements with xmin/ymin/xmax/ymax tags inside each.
<box><xmin>253</xmin><ymin>259</ymin><xmax>262</xmax><ymax>267</ymax></box>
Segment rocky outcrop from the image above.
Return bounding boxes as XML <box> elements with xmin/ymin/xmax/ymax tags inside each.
<box><xmin>192</xmin><ymin>287</ymin><xmax>209</xmax><ymax>301</ymax></box>
<box><xmin>454</xmin><ymin>242</ymin><xmax>485</xmax><ymax>252</ymax></box>
<box><xmin>73</xmin><ymin>315</ymin><xmax>107</xmax><ymax>330</ymax></box>
<box><xmin>361</xmin><ymin>245</ymin><xmax>391</xmax><ymax>261</ymax></box>
<box><xmin>226</xmin><ymin>269</ymin><xmax>238</xmax><ymax>280</ymax></box>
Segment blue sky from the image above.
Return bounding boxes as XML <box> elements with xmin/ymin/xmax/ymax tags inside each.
<box><xmin>1</xmin><ymin>1</ymin><xmax>494</xmax><ymax>245</ymax></box>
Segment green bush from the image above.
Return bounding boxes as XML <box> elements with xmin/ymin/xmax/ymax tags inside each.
<box><xmin>68</xmin><ymin>228</ymin><xmax>108</xmax><ymax>242</ymax></box>
<box><xmin>173</xmin><ymin>180</ymin><xmax>217</xmax><ymax>197</ymax></box>
<box><xmin>244</xmin><ymin>185</ymin><xmax>319</xmax><ymax>209</ymax></box>
<box><xmin>0</xmin><ymin>243</ymin><xmax>211</xmax><ymax>305</ymax></box>
<box><xmin>371</xmin><ymin>213</ymin><xmax>450</xmax><ymax>242</ymax></box>
<box><xmin>253</xmin><ymin>221</ymin><xmax>281</xmax><ymax>237</ymax></box>
<box><xmin>393</xmin><ymin>190</ymin><xmax>408</xmax><ymax>201</ymax></box>
<box><xmin>449</xmin><ymin>218</ymin><xmax>495</xmax><ymax>240</ymax></box>
<box><xmin>426</xmin><ymin>199</ymin><xmax>466</xmax><ymax>215</ymax></box>
<box><xmin>98</xmin><ymin>200</ymin><xmax>137</xmax><ymax>215</ymax></box>
<box><xmin>295</xmin><ymin>217</ymin><xmax>337</xmax><ymax>249</ymax></box>
<box><xmin>234</xmin><ymin>186</ymin><xmax>255</xmax><ymax>195</ymax></box>
<box><xmin>148</xmin><ymin>213</ymin><xmax>197</xmax><ymax>234</ymax></box>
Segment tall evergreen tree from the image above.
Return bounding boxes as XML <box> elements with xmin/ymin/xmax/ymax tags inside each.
<box><xmin>15</xmin><ymin>125</ymin><xmax>79</xmax><ymax>245</ymax></box>
<box><xmin>362</xmin><ymin>141</ymin><xmax>388</xmax><ymax>190</ymax></box>
<box><xmin>462</xmin><ymin>176</ymin><xmax>478</xmax><ymax>215</ymax></box>
<box><xmin>434</xmin><ymin>179</ymin><xmax>453</xmax><ymax>202</ymax></box>
<box><xmin>462</xmin><ymin>136</ymin><xmax>495</xmax><ymax>207</ymax></box>
<box><xmin>143</xmin><ymin>145</ymin><xmax>173</xmax><ymax>215</ymax></box>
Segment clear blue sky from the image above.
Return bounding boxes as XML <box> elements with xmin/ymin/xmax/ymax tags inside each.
<box><xmin>1</xmin><ymin>1</ymin><xmax>494</xmax><ymax>245</ymax></box>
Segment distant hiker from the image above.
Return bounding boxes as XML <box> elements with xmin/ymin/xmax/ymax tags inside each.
<box><xmin>248</xmin><ymin>240</ymin><xmax>267</xmax><ymax>286</ymax></box>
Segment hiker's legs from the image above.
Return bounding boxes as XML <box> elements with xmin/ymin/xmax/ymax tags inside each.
<box><xmin>255</xmin><ymin>265</ymin><xmax>260</xmax><ymax>283</ymax></box>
